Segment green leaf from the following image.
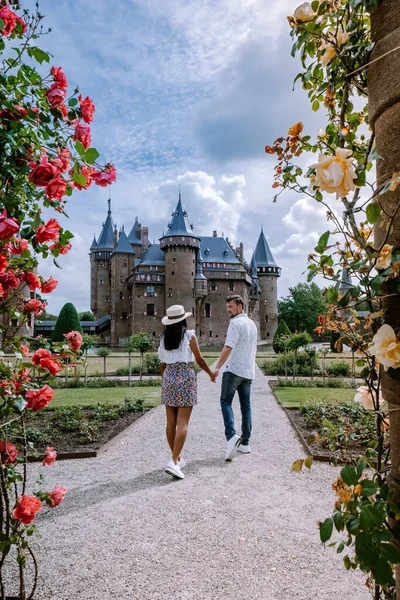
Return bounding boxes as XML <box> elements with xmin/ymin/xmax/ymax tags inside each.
<box><xmin>326</xmin><ymin>286</ymin><xmax>338</xmax><ymax>304</ymax></box>
<box><xmin>344</xmin><ymin>555</ymin><xmax>351</xmax><ymax>570</ymax></box>
<box><xmin>366</xmin><ymin>202</ymin><xmax>381</xmax><ymax>224</ymax></box>
<box><xmin>304</xmin><ymin>456</ymin><xmax>313</xmax><ymax>469</ymax></box>
<box><xmin>360</xmin><ymin>478</ymin><xmax>378</xmax><ymax>497</ymax></box>
<box><xmin>68</xmin><ymin>98</ymin><xmax>78</xmax><ymax>107</ymax></box>
<box><xmin>312</xmin><ymin>99</ymin><xmax>320</xmax><ymax>112</ymax></box>
<box><xmin>379</xmin><ymin>180</ymin><xmax>393</xmax><ymax>195</ymax></box>
<box><xmin>337</xmin><ymin>542</ymin><xmax>344</xmax><ymax>554</ymax></box>
<box><xmin>354</xmin><ymin>167</ymin><xmax>366</xmax><ymax>187</ymax></box>
<box><xmin>341</xmin><ymin>465</ymin><xmax>359</xmax><ymax>486</ymax></box>
<box><xmin>14</xmin><ymin>398</ymin><xmax>27</xmax><ymax>412</ymax></box>
<box><xmin>0</xmin><ymin>19</ymin><xmax>4</xmax><ymax>31</ymax></box>
<box><xmin>75</xmin><ymin>140</ymin><xmax>85</xmax><ymax>157</ymax></box>
<box><xmin>371</xmin><ymin>557</ymin><xmax>395</xmax><ymax>586</ymax></box>
<box><xmin>84</xmin><ymin>148</ymin><xmax>100</xmax><ymax>164</ymax></box>
<box><xmin>315</xmin><ymin>190</ymin><xmax>323</xmax><ymax>202</ymax></box>
<box><xmin>368</xmin><ymin>146</ymin><xmax>382</xmax><ymax>162</ymax></box>
<box><xmin>380</xmin><ymin>543</ymin><xmax>400</xmax><ymax>565</ymax></box>
<box><xmin>72</xmin><ymin>172</ymin><xmax>87</xmax><ymax>187</ymax></box>
<box><xmin>292</xmin><ymin>459</ymin><xmax>304</xmax><ymax>472</ymax></box>
<box><xmin>320</xmin><ymin>518</ymin><xmax>333</xmax><ymax>543</ymax></box>
<box><xmin>333</xmin><ymin>511</ymin><xmax>344</xmax><ymax>532</ymax></box>
<box><xmin>315</xmin><ymin>231</ymin><xmax>330</xmax><ymax>254</ymax></box>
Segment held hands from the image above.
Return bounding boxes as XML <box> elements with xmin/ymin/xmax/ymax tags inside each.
<box><xmin>209</xmin><ymin>368</ymin><xmax>220</xmax><ymax>383</ymax></box>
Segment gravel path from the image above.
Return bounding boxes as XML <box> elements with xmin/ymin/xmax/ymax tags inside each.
<box><xmin>23</xmin><ymin>367</ymin><xmax>369</xmax><ymax>600</ymax></box>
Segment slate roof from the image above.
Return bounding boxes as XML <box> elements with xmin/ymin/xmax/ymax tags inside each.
<box><xmin>253</xmin><ymin>228</ymin><xmax>278</xmax><ymax>268</ymax></box>
<box><xmin>90</xmin><ymin>235</ymin><xmax>97</xmax><ymax>250</ymax></box>
<box><xmin>127</xmin><ymin>217</ymin><xmax>142</xmax><ymax>245</ymax></box>
<box><xmin>137</xmin><ymin>244</ymin><xmax>165</xmax><ymax>266</ymax></box>
<box><xmin>96</xmin><ymin>200</ymin><xmax>115</xmax><ymax>250</ymax></box>
<box><xmin>164</xmin><ymin>194</ymin><xmax>197</xmax><ymax>238</ymax></box>
<box><xmin>200</xmin><ymin>237</ymin><xmax>242</xmax><ymax>265</ymax></box>
<box><xmin>113</xmin><ymin>229</ymin><xmax>135</xmax><ymax>255</ymax></box>
<box><xmin>338</xmin><ymin>268</ymin><xmax>353</xmax><ymax>290</ymax></box>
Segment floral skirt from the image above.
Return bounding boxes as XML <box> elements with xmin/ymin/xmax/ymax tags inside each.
<box><xmin>161</xmin><ymin>362</ymin><xmax>197</xmax><ymax>407</ymax></box>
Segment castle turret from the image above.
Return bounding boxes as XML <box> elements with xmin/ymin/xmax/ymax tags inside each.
<box><xmin>90</xmin><ymin>199</ymin><xmax>114</xmax><ymax>318</ymax></box>
<box><xmin>252</xmin><ymin>227</ymin><xmax>281</xmax><ymax>341</ymax></box>
<box><xmin>110</xmin><ymin>227</ymin><xmax>135</xmax><ymax>345</ymax></box>
<box><xmin>160</xmin><ymin>192</ymin><xmax>200</xmax><ymax>318</ymax></box>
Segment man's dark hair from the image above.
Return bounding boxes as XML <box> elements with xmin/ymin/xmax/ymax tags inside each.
<box><xmin>226</xmin><ymin>294</ymin><xmax>244</xmax><ymax>307</ymax></box>
<box><xmin>163</xmin><ymin>319</ymin><xmax>187</xmax><ymax>350</ymax></box>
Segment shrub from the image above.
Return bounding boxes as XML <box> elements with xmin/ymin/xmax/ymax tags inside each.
<box><xmin>51</xmin><ymin>303</ymin><xmax>83</xmax><ymax>343</ymax></box>
<box><xmin>262</xmin><ymin>351</ymin><xmax>319</xmax><ymax>376</ymax></box>
<box><xmin>275</xmin><ymin>378</ymin><xmax>358</xmax><ymax>389</ymax></box>
<box><xmin>326</xmin><ymin>361</ymin><xmax>351</xmax><ymax>377</ymax></box>
<box><xmin>144</xmin><ymin>353</ymin><xmax>160</xmax><ymax>374</ymax></box>
<box><xmin>273</xmin><ymin>319</ymin><xmax>291</xmax><ymax>353</ymax></box>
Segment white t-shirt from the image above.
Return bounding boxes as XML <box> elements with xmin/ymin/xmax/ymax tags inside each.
<box><xmin>158</xmin><ymin>329</ymin><xmax>195</xmax><ymax>364</ymax></box>
<box><xmin>223</xmin><ymin>314</ymin><xmax>257</xmax><ymax>380</ymax></box>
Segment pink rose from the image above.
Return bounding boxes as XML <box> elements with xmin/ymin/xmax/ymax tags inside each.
<box><xmin>25</xmin><ymin>384</ymin><xmax>54</xmax><ymax>411</ymax></box>
<box><xmin>73</xmin><ymin>122</ymin><xmax>91</xmax><ymax>150</ymax></box>
<box><xmin>0</xmin><ymin>210</ymin><xmax>20</xmax><ymax>240</ymax></box>
<box><xmin>39</xmin><ymin>357</ymin><xmax>62</xmax><ymax>376</ymax></box>
<box><xmin>34</xmin><ymin>218</ymin><xmax>61</xmax><ymax>243</ymax></box>
<box><xmin>41</xmin><ymin>277</ymin><xmax>58</xmax><ymax>294</ymax></box>
<box><xmin>19</xmin><ymin>345</ymin><xmax>30</xmax><ymax>357</ymax></box>
<box><xmin>92</xmin><ymin>164</ymin><xmax>117</xmax><ymax>187</ymax></box>
<box><xmin>49</xmin><ymin>242</ymin><xmax>72</xmax><ymax>255</ymax></box>
<box><xmin>23</xmin><ymin>299</ymin><xmax>45</xmax><ymax>316</ymax></box>
<box><xmin>50</xmin><ymin>66</ymin><xmax>68</xmax><ymax>89</ymax></box>
<box><xmin>46</xmin><ymin>84</ymin><xmax>67</xmax><ymax>108</ymax></box>
<box><xmin>42</xmin><ymin>446</ymin><xmax>57</xmax><ymax>467</ymax></box>
<box><xmin>64</xmin><ymin>331</ymin><xmax>83</xmax><ymax>350</ymax></box>
<box><xmin>29</xmin><ymin>153</ymin><xmax>58</xmax><ymax>187</ymax></box>
<box><xmin>32</xmin><ymin>348</ymin><xmax>52</xmax><ymax>366</ymax></box>
<box><xmin>0</xmin><ymin>440</ymin><xmax>18</xmax><ymax>464</ymax></box>
<box><xmin>46</xmin><ymin>177</ymin><xmax>67</xmax><ymax>200</ymax></box>
<box><xmin>0</xmin><ymin>5</ymin><xmax>17</xmax><ymax>37</ymax></box>
<box><xmin>46</xmin><ymin>485</ymin><xmax>67</xmax><ymax>507</ymax></box>
<box><xmin>51</xmin><ymin>148</ymin><xmax>70</xmax><ymax>173</ymax></box>
<box><xmin>70</xmin><ymin>165</ymin><xmax>94</xmax><ymax>190</ymax></box>
<box><xmin>78</xmin><ymin>95</ymin><xmax>95</xmax><ymax>124</ymax></box>
<box><xmin>24</xmin><ymin>271</ymin><xmax>41</xmax><ymax>291</ymax></box>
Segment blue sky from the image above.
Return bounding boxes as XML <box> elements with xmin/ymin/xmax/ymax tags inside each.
<box><xmin>29</xmin><ymin>0</ymin><xmax>328</xmax><ymax>313</ymax></box>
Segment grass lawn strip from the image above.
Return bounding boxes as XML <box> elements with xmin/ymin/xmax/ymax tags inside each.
<box><xmin>49</xmin><ymin>387</ymin><xmax>161</xmax><ymax>409</ymax></box>
<box><xmin>273</xmin><ymin>386</ymin><xmax>356</xmax><ymax>409</ymax></box>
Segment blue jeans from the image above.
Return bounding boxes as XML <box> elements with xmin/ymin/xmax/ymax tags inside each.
<box><xmin>220</xmin><ymin>371</ymin><xmax>252</xmax><ymax>444</ymax></box>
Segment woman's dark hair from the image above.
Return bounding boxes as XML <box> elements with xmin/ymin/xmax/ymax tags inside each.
<box><xmin>163</xmin><ymin>319</ymin><xmax>187</xmax><ymax>351</ymax></box>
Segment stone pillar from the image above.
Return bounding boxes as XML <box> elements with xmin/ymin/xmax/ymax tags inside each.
<box><xmin>369</xmin><ymin>2</ymin><xmax>400</xmax><ymax>593</ymax></box>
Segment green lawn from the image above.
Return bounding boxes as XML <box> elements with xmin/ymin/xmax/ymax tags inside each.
<box><xmin>273</xmin><ymin>386</ymin><xmax>356</xmax><ymax>409</ymax></box>
<box><xmin>48</xmin><ymin>387</ymin><xmax>161</xmax><ymax>409</ymax></box>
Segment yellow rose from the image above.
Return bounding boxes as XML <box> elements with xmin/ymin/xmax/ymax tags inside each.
<box><xmin>309</xmin><ymin>148</ymin><xmax>358</xmax><ymax>199</ymax></box>
<box><xmin>319</xmin><ymin>40</ymin><xmax>337</xmax><ymax>66</ymax></box>
<box><xmin>376</xmin><ymin>244</ymin><xmax>393</xmax><ymax>270</ymax></box>
<box><xmin>288</xmin><ymin>121</ymin><xmax>304</xmax><ymax>137</ymax></box>
<box><xmin>336</xmin><ymin>27</ymin><xmax>350</xmax><ymax>47</ymax></box>
<box><xmin>293</xmin><ymin>2</ymin><xmax>315</xmax><ymax>22</ymax></box>
<box><xmin>354</xmin><ymin>386</ymin><xmax>384</xmax><ymax>410</ymax></box>
<box><xmin>370</xmin><ymin>324</ymin><xmax>400</xmax><ymax>371</ymax></box>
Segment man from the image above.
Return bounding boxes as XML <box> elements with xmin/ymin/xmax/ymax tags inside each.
<box><xmin>213</xmin><ymin>295</ymin><xmax>258</xmax><ymax>461</ymax></box>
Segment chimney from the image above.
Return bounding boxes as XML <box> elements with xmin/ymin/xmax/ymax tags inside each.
<box><xmin>213</xmin><ymin>230</ymin><xmax>217</xmax><ymax>237</ymax></box>
<box><xmin>114</xmin><ymin>226</ymin><xmax>118</xmax><ymax>249</ymax></box>
<box><xmin>142</xmin><ymin>226</ymin><xmax>149</xmax><ymax>249</ymax></box>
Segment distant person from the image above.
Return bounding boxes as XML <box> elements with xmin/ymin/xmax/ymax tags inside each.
<box><xmin>213</xmin><ymin>295</ymin><xmax>257</xmax><ymax>460</ymax></box>
<box><xmin>158</xmin><ymin>305</ymin><xmax>215</xmax><ymax>479</ymax></box>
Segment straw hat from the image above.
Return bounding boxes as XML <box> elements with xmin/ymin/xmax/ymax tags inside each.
<box><xmin>162</xmin><ymin>304</ymin><xmax>192</xmax><ymax>326</ymax></box>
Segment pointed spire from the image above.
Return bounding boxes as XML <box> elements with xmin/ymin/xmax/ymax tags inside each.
<box><xmin>195</xmin><ymin>248</ymin><xmax>206</xmax><ymax>280</ymax></box>
<box><xmin>96</xmin><ymin>199</ymin><xmax>115</xmax><ymax>250</ymax></box>
<box><xmin>90</xmin><ymin>234</ymin><xmax>97</xmax><ymax>251</ymax></box>
<box><xmin>127</xmin><ymin>216</ymin><xmax>142</xmax><ymax>245</ymax></box>
<box><xmin>254</xmin><ymin>227</ymin><xmax>279</xmax><ymax>269</ymax></box>
<box><xmin>338</xmin><ymin>267</ymin><xmax>353</xmax><ymax>291</ymax></box>
<box><xmin>250</xmin><ymin>251</ymin><xmax>258</xmax><ymax>279</ymax></box>
<box><xmin>113</xmin><ymin>228</ymin><xmax>135</xmax><ymax>255</ymax></box>
<box><xmin>164</xmin><ymin>190</ymin><xmax>197</xmax><ymax>238</ymax></box>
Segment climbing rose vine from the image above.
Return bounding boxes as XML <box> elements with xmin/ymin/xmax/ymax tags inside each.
<box><xmin>0</xmin><ymin>2</ymin><xmax>115</xmax><ymax>598</ymax></box>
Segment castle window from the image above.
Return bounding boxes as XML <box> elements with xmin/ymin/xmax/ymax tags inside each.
<box><xmin>271</xmin><ymin>286</ymin><xmax>273</xmax><ymax>290</ymax></box>
<box><xmin>192</xmin><ymin>307</ymin><xmax>195</xmax><ymax>316</ymax></box>
<box><xmin>172</xmin><ymin>257</ymin><xmax>176</xmax><ymax>263</ymax></box>
<box><xmin>123</xmin><ymin>262</ymin><xmax>127</xmax><ymax>267</ymax></box>
<box><xmin>99</xmin><ymin>275</ymin><xmax>104</xmax><ymax>286</ymax></box>
<box><xmin>121</xmin><ymin>312</ymin><xmax>127</xmax><ymax>320</ymax></box>
<box><xmin>119</xmin><ymin>292</ymin><xmax>124</xmax><ymax>300</ymax></box>
<box><xmin>98</xmin><ymin>262</ymin><xmax>105</xmax><ymax>267</ymax></box>
<box><xmin>120</xmin><ymin>275</ymin><xmax>124</xmax><ymax>282</ymax></box>
<box><xmin>171</xmin><ymin>271</ymin><xmax>175</xmax><ymax>275</ymax></box>
<box><xmin>168</xmin><ymin>288</ymin><xmax>172</xmax><ymax>297</ymax></box>
<box><xmin>228</xmin><ymin>281</ymin><xmax>235</xmax><ymax>292</ymax></box>
<box><xmin>146</xmin><ymin>286</ymin><xmax>155</xmax><ymax>297</ymax></box>
<box><xmin>205</xmin><ymin>303</ymin><xmax>211</xmax><ymax>318</ymax></box>
<box><xmin>265</xmin><ymin>315</ymin><xmax>269</xmax><ymax>322</ymax></box>
<box><xmin>267</xmin><ymin>332</ymin><xmax>270</xmax><ymax>337</ymax></box>
<box><xmin>105</xmin><ymin>295</ymin><xmax>109</xmax><ymax>302</ymax></box>
<box><xmin>146</xmin><ymin>303</ymin><xmax>155</xmax><ymax>316</ymax></box>
<box><xmin>210</xmin><ymin>280</ymin><xmax>217</xmax><ymax>291</ymax></box>
<box><xmin>209</xmin><ymin>331</ymin><xmax>213</xmax><ymax>337</ymax></box>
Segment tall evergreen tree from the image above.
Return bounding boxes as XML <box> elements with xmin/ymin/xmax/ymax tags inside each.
<box><xmin>51</xmin><ymin>303</ymin><xmax>83</xmax><ymax>343</ymax></box>
<box><xmin>273</xmin><ymin>319</ymin><xmax>291</xmax><ymax>354</ymax></box>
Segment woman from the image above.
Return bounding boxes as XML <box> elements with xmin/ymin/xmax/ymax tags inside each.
<box><xmin>158</xmin><ymin>304</ymin><xmax>215</xmax><ymax>479</ymax></box>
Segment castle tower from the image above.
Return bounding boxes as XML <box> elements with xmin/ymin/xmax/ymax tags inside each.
<box><xmin>110</xmin><ymin>227</ymin><xmax>135</xmax><ymax>345</ymax></box>
<box><xmin>160</xmin><ymin>192</ymin><xmax>200</xmax><ymax>317</ymax></box>
<box><xmin>90</xmin><ymin>199</ymin><xmax>115</xmax><ymax>318</ymax></box>
<box><xmin>252</xmin><ymin>228</ymin><xmax>281</xmax><ymax>341</ymax></box>
<box><xmin>194</xmin><ymin>248</ymin><xmax>207</xmax><ymax>336</ymax></box>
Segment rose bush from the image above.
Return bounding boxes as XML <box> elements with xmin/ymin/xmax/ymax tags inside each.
<box><xmin>0</xmin><ymin>2</ymin><xmax>116</xmax><ymax>598</ymax></box>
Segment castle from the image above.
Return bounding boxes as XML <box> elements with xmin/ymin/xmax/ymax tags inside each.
<box><xmin>90</xmin><ymin>195</ymin><xmax>281</xmax><ymax>346</ymax></box>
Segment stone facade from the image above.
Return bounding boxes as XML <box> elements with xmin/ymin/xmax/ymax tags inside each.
<box><xmin>90</xmin><ymin>197</ymin><xmax>281</xmax><ymax>346</ymax></box>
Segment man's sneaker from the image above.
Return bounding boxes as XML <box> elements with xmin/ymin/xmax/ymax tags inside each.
<box><xmin>165</xmin><ymin>460</ymin><xmax>185</xmax><ymax>479</ymax></box>
<box><xmin>225</xmin><ymin>434</ymin><xmax>241</xmax><ymax>461</ymax></box>
<box><xmin>178</xmin><ymin>458</ymin><xmax>186</xmax><ymax>469</ymax></box>
<box><xmin>237</xmin><ymin>444</ymin><xmax>251</xmax><ymax>454</ymax></box>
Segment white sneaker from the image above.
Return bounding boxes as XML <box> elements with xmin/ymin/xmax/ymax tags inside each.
<box><xmin>225</xmin><ymin>434</ymin><xmax>241</xmax><ymax>461</ymax></box>
<box><xmin>178</xmin><ymin>458</ymin><xmax>186</xmax><ymax>469</ymax></box>
<box><xmin>165</xmin><ymin>460</ymin><xmax>185</xmax><ymax>479</ymax></box>
<box><xmin>237</xmin><ymin>444</ymin><xmax>251</xmax><ymax>453</ymax></box>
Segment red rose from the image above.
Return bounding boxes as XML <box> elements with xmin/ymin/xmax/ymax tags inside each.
<box><xmin>42</xmin><ymin>446</ymin><xmax>57</xmax><ymax>467</ymax></box>
<box><xmin>92</xmin><ymin>164</ymin><xmax>117</xmax><ymax>188</ymax></box>
<box><xmin>24</xmin><ymin>271</ymin><xmax>41</xmax><ymax>291</ymax></box>
<box><xmin>0</xmin><ymin>210</ymin><xmax>20</xmax><ymax>240</ymax></box>
<box><xmin>0</xmin><ymin>254</ymin><xmax>8</xmax><ymax>273</ymax></box>
<box><xmin>50</xmin><ymin>66</ymin><xmax>68</xmax><ymax>90</ymax></box>
<box><xmin>51</xmin><ymin>148</ymin><xmax>70</xmax><ymax>173</ymax></box>
<box><xmin>29</xmin><ymin>152</ymin><xmax>58</xmax><ymax>187</ymax></box>
<box><xmin>0</xmin><ymin>105</ymin><xmax>27</xmax><ymax>120</ymax></box>
<box><xmin>0</xmin><ymin>270</ymin><xmax>21</xmax><ymax>298</ymax></box>
<box><xmin>46</xmin><ymin>177</ymin><xmax>67</xmax><ymax>200</ymax></box>
<box><xmin>34</xmin><ymin>218</ymin><xmax>61</xmax><ymax>244</ymax></box>
<box><xmin>46</xmin><ymin>84</ymin><xmax>67</xmax><ymax>108</ymax></box>
<box><xmin>0</xmin><ymin>5</ymin><xmax>17</xmax><ymax>37</ymax></box>
<box><xmin>13</xmin><ymin>495</ymin><xmax>42</xmax><ymax>524</ymax></box>
<box><xmin>32</xmin><ymin>348</ymin><xmax>51</xmax><ymax>366</ymax></box>
<box><xmin>0</xmin><ymin>440</ymin><xmax>18</xmax><ymax>464</ymax></box>
<box><xmin>25</xmin><ymin>384</ymin><xmax>54</xmax><ymax>411</ymax></box>
<box><xmin>70</xmin><ymin>165</ymin><xmax>94</xmax><ymax>190</ymax></box>
<box><xmin>8</xmin><ymin>238</ymin><xmax>29</xmax><ymax>255</ymax></box>
<box><xmin>59</xmin><ymin>104</ymin><xmax>69</xmax><ymax>118</ymax></box>
<box><xmin>39</xmin><ymin>357</ymin><xmax>62</xmax><ymax>376</ymax></box>
<box><xmin>49</xmin><ymin>242</ymin><xmax>72</xmax><ymax>255</ymax></box>
<box><xmin>19</xmin><ymin>345</ymin><xmax>29</xmax><ymax>357</ymax></box>
<box><xmin>64</xmin><ymin>331</ymin><xmax>83</xmax><ymax>350</ymax></box>
<box><xmin>23</xmin><ymin>299</ymin><xmax>45</xmax><ymax>316</ymax></box>
<box><xmin>78</xmin><ymin>95</ymin><xmax>95</xmax><ymax>124</ymax></box>
<box><xmin>73</xmin><ymin>122</ymin><xmax>91</xmax><ymax>150</ymax></box>
<box><xmin>46</xmin><ymin>485</ymin><xmax>67</xmax><ymax>507</ymax></box>
<box><xmin>41</xmin><ymin>277</ymin><xmax>58</xmax><ymax>294</ymax></box>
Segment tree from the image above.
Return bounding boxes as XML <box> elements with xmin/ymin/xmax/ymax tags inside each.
<box><xmin>288</xmin><ymin>332</ymin><xmax>312</xmax><ymax>381</ymax></box>
<box><xmin>130</xmin><ymin>332</ymin><xmax>154</xmax><ymax>380</ymax></box>
<box><xmin>277</xmin><ymin>283</ymin><xmax>328</xmax><ymax>335</ymax></box>
<box><xmin>79</xmin><ymin>310</ymin><xmax>95</xmax><ymax>321</ymax></box>
<box><xmin>51</xmin><ymin>303</ymin><xmax>83</xmax><ymax>343</ymax></box>
<box><xmin>97</xmin><ymin>347</ymin><xmax>111</xmax><ymax>379</ymax></box>
<box><xmin>273</xmin><ymin>319</ymin><xmax>291</xmax><ymax>353</ymax></box>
